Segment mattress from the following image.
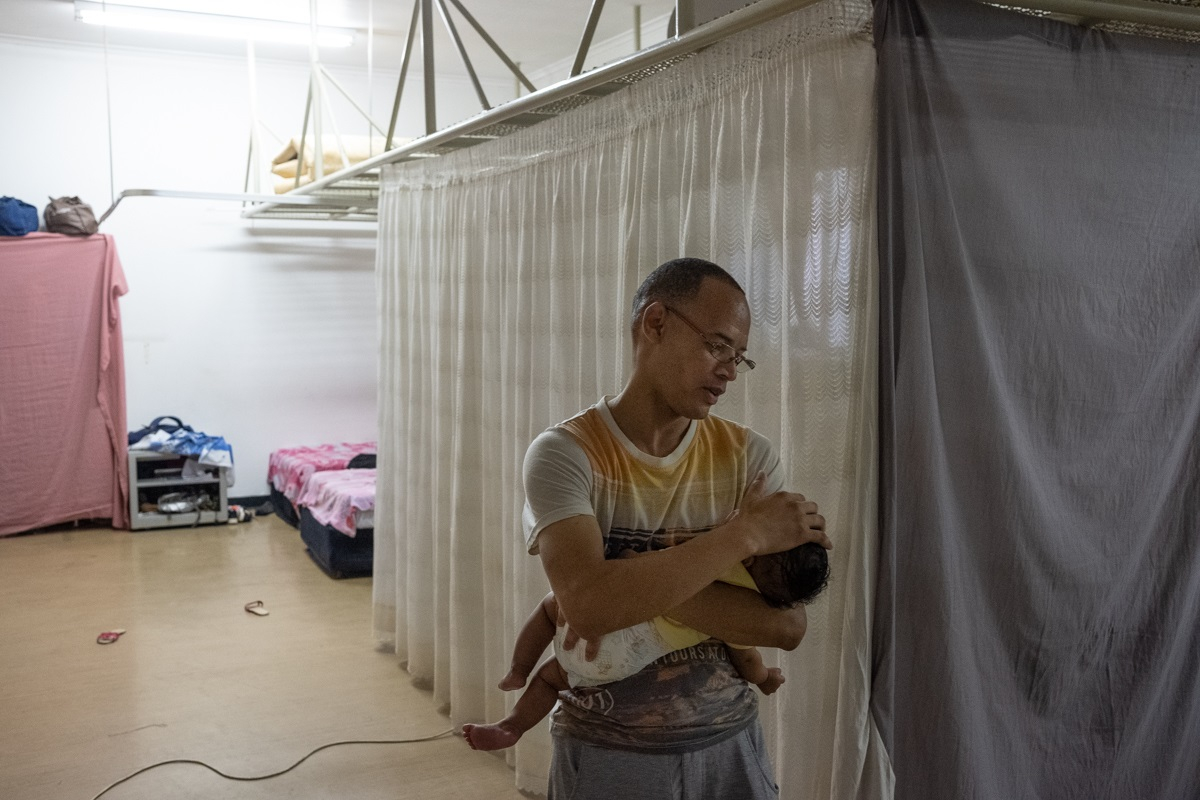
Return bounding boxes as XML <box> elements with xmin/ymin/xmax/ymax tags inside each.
<box><xmin>270</xmin><ymin>485</ymin><xmax>301</xmax><ymax>528</ymax></box>
<box><xmin>267</xmin><ymin>442</ymin><xmax>376</xmax><ymax>507</ymax></box>
<box><xmin>299</xmin><ymin>507</ymin><xmax>373</xmax><ymax>578</ymax></box>
<box><xmin>294</xmin><ymin>468</ymin><xmax>376</xmax><ymax>538</ymax></box>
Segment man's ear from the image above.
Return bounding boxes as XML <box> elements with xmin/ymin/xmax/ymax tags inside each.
<box><xmin>639</xmin><ymin>301</ymin><xmax>669</xmax><ymax>344</ymax></box>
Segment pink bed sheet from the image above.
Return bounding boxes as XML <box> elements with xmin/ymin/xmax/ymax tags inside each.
<box><xmin>295</xmin><ymin>468</ymin><xmax>376</xmax><ymax>537</ymax></box>
<box><xmin>267</xmin><ymin>442</ymin><xmax>376</xmax><ymax>504</ymax></box>
<box><xmin>0</xmin><ymin>233</ymin><xmax>129</xmax><ymax>535</ymax></box>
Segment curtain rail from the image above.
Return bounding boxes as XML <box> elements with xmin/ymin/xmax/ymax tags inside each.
<box><xmin>99</xmin><ymin>189</ymin><xmax>374</xmax><ymax>225</ymax></box>
<box><xmin>988</xmin><ymin>0</ymin><xmax>1200</xmax><ymax>30</ymax></box>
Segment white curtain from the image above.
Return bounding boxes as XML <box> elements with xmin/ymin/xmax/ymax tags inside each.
<box><xmin>373</xmin><ymin>0</ymin><xmax>892</xmax><ymax>796</ymax></box>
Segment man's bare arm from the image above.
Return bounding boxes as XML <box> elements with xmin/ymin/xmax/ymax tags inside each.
<box><xmin>538</xmin><ymin>515</ymin><xmax>756</xmax><ymax>640</ymax></box>
<box><xmin>537</xmin><ymin>487</ymin><xmax>828</xmax><ymax>641</ymax></box>
<box><xmin>667</xmin><ymin>582</ymin><xmax>807</xmax><ymax>650</ymax></box>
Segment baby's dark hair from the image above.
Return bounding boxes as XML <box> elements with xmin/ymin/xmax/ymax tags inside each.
<box><xmin>756</xmin><ymin>543</ymin><xmax>830</xmax><ymax>609</ymax></box>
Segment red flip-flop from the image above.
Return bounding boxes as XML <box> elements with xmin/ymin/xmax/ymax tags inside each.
<box><xmin>97</xmin><ymin>629</ymin><xmax>126</xmax><ymax>645</ymax></box>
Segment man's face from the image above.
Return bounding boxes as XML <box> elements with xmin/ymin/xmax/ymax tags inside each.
<box><xmin>650</xmin><ymin>277</ymin><xmax>752</xmax><ymax>420</ymax></box>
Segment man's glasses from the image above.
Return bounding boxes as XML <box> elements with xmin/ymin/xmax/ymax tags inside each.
<box><xmin>664</xmin><ymin>306</ymin><xmax>755</xmax><ymax>373</ymax></box>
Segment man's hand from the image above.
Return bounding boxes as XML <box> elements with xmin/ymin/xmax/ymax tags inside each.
<box><xmin>734</xmin><ymin>471</ymin><xmax>831</xmax><ymax>556</ymax></box>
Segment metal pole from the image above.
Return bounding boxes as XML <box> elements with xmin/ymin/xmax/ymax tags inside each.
<box><xmin>572</xmin><ymin>0</ymin><xmax>608</xmax><ymax>77</ymax></box>
<box><xmin>443</xmin><ymin>0</ymin><xmax>537</xmax><ymax>93</ymax></box>
<box><xmin>386</xmin><ymin>0</ymin><xmax>422</xmax><ymax>151</ymax></box>
<box><xmin>434</xmin><ymin>0</ymin><xmax>490</xmax><ymax>110</ymax></box>
<box><xmin>244</xmin><ymin>39</ymin><xmax>261</xmax><ymax>194</ymax></box>
<box><xmin>293</xmin><ymin>80</ymin><xmax>313</xmax><ymax>191</ymax></box>
<box><xmin>634</xmin><ymin>4</ymin><xmax>642</xmax><ymax>51</ymax></box>
<box><xmin>320</xmin><ymin>65</ymin><xmax>389</xmax><ymax>136</ymax></box>
<box><xmin>310</xmin><ymin>0</ymin><xmax>324</xmax><ymax>182</ymax></box>
<box><xmin>675</xmin><ymin>0</ymin><xmax>695</xmax><ymax>36</ymax></box>
<box><xmin>421</xmin><ymin>0</ymin><xmax>436</xmax><ymax>135</ymax></box>
<box><xmin>100</xmin><ymin>189</ymin><xmax>372</xmax><ymax>225</ymax></box>
<box><xmin>367</xmin><ymin>0</ymin><xmax>375</xmax><ymax>154</ymax></box>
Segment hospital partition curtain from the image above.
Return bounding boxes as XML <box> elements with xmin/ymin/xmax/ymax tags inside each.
<box><xmin>373</xmin><ymin>0</ymin><xmax>891</xmax><ymax>796</ymax></box>
<box><xmin>872</xmin><ymin>0</ymin><xmax>1200</xmax><ymax>797</ymax></box>
<box><xmin>374</xmin><ymin>0</ymin><xmax>892</xmax><ymax>796</ymax></box>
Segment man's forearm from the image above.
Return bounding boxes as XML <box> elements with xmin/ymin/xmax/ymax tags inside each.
<box><xmin>667</xmin><ymin>583</ymin><xmax>807</xmax><ymax>650</ymax></box>
<box><xmin>540</xmin><ymin>515</ymin><xmax>762</xmax><ymax>640</ymax></box>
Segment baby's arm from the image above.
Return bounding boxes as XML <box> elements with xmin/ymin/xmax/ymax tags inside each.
<box><xmin>726</xmin><ymin>645</ymin><xmax>785</xmax><ymax>695</ymax></box>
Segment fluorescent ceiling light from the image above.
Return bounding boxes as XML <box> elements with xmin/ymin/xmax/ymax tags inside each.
<box><xmin>74</xmin><ymin>1</ymin><xmax>355</xmax><ymax>48</ymax></box>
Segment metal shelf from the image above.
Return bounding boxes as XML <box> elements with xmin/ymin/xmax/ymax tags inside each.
<box><xmin>136</xmin><ymin>476</ymin><xmax>222</xmax><ymax>488</ymax></box>
<box><xmin>128</xmin><ymin>450</ymin><xmax>229</xmax><ymax>531</ymax></box>
<box><xmin>133</xmin><ymin>510</ymin><xmax>227</xmax><ymax>528</ymax></box>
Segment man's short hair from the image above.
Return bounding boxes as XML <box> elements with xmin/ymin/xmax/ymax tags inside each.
<box><xmin>758</xmin><ymin>543</ymin><xmax>830</xmax><ymax>609</ymax></box>
<box><xmin>630</xmin><ymin>257</ymin><xmax>745</xmax><ymax>335</ymax></box>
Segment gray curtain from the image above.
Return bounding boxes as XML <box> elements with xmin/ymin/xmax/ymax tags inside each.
<box><xmin>871</xmin><ymin>0</ymin><xmax>1200</xmax><ymax>798</ymax></box>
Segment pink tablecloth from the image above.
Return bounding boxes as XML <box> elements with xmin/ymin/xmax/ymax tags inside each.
<box><xmin>0</xmin><ymin>233</ymin><xmax>129</xmax><ymax>535</ymax></box>
<box><xmin>295</xmin><ymin>469</ymin><xmax>376</xmax><ymax>537</ymax></box>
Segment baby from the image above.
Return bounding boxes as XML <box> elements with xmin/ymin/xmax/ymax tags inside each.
<box><xmin>462</xmin><ymin>542</ymin><xmax>830</xmax><ymax>751</ymax></box>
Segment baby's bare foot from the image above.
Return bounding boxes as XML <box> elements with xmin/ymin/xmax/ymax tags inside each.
<box><xmin>462</xmin><ymin>721</ymin><xmax>522</xmax><ymax>751</ymax></box>
<box><xmin>498</xmin><ymin>669</ymin><xmax>528</xmax><ymax>691</ymax></box>
<box><xmin>757</xmin><ymin>667</ymin><xmax>786</xmax><ymax>695</ymax></box>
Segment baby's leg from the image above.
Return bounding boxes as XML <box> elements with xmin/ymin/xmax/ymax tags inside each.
<box><xmin>500</xmin><ymin>593</ymin><xmax>559</xmax><ymax>691</ymax></box>
<box><xmin>463</xmin><ymin>657</ymin><xmax>570</xmax><ymax>751</ymax></box>
<box><xmin>727</xmin><ymin>645</ymin><xmax>785</xmax><ymax>695</ymax></box>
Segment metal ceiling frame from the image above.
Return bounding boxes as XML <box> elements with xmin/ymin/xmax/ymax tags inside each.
<box><xmin>95</xmin><ymin>0</ymin><xmax>1200</xmax><ymax>225</ymax></box>
<box><xmin>243</xmin><ymin>0</ymin><xmax>1200</xmax><ymax>222</ymax></box>
<box><xmin>240</xmin><ymin>0</ymin><xmax>829</xmax><ymax>221</ymax></box>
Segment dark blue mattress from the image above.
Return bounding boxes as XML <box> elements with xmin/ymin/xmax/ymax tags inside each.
<box><xmin>298</xmin><ymin>506</ymin><xmax>373</xmax><ymax>579</ymax></box>
<box><xmin>270</xmin><ymin>485</ymin><xmax>301</xmax><ymax>528</ymax></box>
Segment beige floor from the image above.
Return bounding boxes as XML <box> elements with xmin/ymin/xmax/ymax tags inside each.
<box><xmin>0</xmin><ymin>515</ymin><xmax>532</xmax><ymax>800</ymax></box>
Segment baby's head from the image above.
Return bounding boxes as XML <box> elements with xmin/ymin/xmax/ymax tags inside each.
<box><xmin>745</xmin><ymin>543</ymin><xmax>830</xmax><ymax>608</ymax></box>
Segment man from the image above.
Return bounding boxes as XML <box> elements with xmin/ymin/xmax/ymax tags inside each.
<box><xmin>523</xmin><ymin>257</ymin><xmax>832</xmax><ymax>799</ymax></box>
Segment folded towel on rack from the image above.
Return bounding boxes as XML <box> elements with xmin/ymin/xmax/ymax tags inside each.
<box><xmin>271</xmin><ymin>134</ymin><xmax>393</xmax><ymax>175</ymax></box>
<box><xmin>271</xmin><ymin>134</ymin><xmax>411</xmax><ymax>194</ymax></box>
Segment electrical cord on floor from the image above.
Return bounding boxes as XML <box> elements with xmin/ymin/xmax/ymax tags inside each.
<box><xmin>89</xmin><ymin>728</ymin><xmax>456</xmax><ymax>800</ymax></box>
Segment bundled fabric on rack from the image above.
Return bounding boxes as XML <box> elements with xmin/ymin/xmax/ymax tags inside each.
<box><xmin>271</xmin><ymin>134</ymin><xmax>407</xmax><ymax>193</ymax></box>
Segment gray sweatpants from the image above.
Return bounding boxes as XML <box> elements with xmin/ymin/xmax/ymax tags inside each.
<box><xmin>546</xmin><ymin>721</ymin><xmax>779</xmax><ymax>800</ymax></box>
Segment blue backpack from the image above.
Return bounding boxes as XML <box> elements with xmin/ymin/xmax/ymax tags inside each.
<box><xmin>0</xmin><ymin>197</ymin><xmax>38</xmax><ymax>236</ymax></box>
<box><xmin>128</xmin><ymin>416</ymin><xmax>195</xmax><ymax>446</ymax></box>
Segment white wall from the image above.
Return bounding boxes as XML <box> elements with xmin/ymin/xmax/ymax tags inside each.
<box><xmin>0</xmin><ymin>35</ymin><xmax>514</xmax><ymax>498</ymax></box>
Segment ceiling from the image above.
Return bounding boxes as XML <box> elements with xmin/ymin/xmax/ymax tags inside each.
<box><xmin>0</xmin><ymin>0</ymin><xmax>678</xmax><ymax>78</ymax></box>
